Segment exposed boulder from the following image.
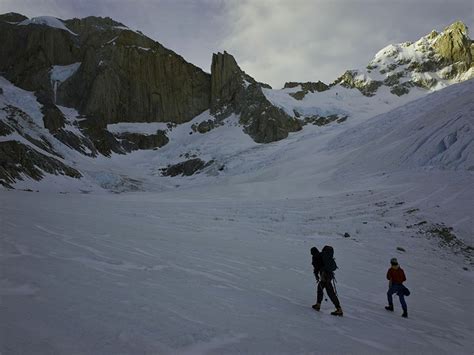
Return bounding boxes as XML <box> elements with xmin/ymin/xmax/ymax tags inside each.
<box><xmin>42</xmin><ymin>103</ymin><xmax>66</xmax><ymax>132</ymax></box>
<box><xmin>210</xmin><ymin>51</ymin><xmax>301</xmax><ymax>143</ymax></box>
<box><xmin>161</xmin><ymin>158</ymin><xmax>212</xmax><ymax>177</ymax></box>
<box><xmin>116</xmin><ymin>130</ymin><xmax>169</xmax><ymax>151</ymax></box>
<box><xmin>0</xmin><ymin>140</ymin><xmax>81</xmax><ymax>188</ymax></box>
<box><xmin>390</xmin><ymin>82</ymin><xmax>414</xmax><ymax>96</ymax></box>
<box><xmin>191</xmin><ymin>120</ymin><xmax>218</xmax><ymax>134</ymax></box>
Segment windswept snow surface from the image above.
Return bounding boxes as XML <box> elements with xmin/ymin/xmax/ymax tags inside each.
<box><xmin>1</xmin><ymin>185</ymin><xmax>473</xmax><ymax>354</ymax></box>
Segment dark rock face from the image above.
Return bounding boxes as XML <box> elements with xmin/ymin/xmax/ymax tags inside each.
<box><xmin>434</xmin><ymin>21</ymin><xmax>472</xmax><ymax>66</ymax></box>
<box><xmin>78</xmin><ymin>119</ymin><xmax>123</xmax><ymax>156</ymax></box>
<box><xmin>284</xmin><ymin>81</ymin><xmax>329</xmax><ymax>100</ymax></box>
<box><xmin>0</xmin><ymin>141</ymin><xmax>81</xmax><ymax>188</ymax></box>
<box><xmin>210</xmin><ymin>51</ymin><xmax>301</xmax><ymax>143</ymax></box>
<box><xmin>1</xmin><ymin>104</ymin><xmax>61</xmax><ymax>157</ymax></box>
<box><xmin>0</xmin><ymin>15</ymin><xmax>211</xmax><ymax>161</ymax></box>
<box><xmin>390</xmin><ymin>82</ymin><xmax>414</xmax><ymax>96</ymax></box>
<box><xmin>60</xmin><ymin>26</ymin><xmax>211</xmax><ymax>125</ymax></box>
<box><xmin>0</xmin><ymin>12</ymin><xmax>28</xmax><ymax>23</ymax></box>
<box><xmin>0</xmin><ymin>120</ymin><xmax>14</xmax><ymax>136</ymax></box>
<box><xmin>0</xmin><ymin>17</ymin><xmax>211</xmax><ymax>126</ymax></box>
<box><xmin>116</xmin><ymin>130</ymin><xmax>169</xmax><ymax>151</ymax></box>
<box><xmin>239</xmin><ymin>83</ymin><xmax>302</xmax><ymax>143</ymax></box>
<box><xmin>0</xmin><ymin>21</ymin><xmax>78</xmax><ymax>92</ymax></box>
<box><xmin>42</xmin><ymin>104</ymin><xmax>66</xmax><ymax>132</ymax></box>
<box><xmin>333</xmin><ymin>70</ymin><xmax>383</xmax><ymax>97</ymax></box>
<box><xmin>53</xmin><ymin>129</ymin><xmax>97</xmax><ymax>157</ymax></box>
<box><xmin>383</xmin><ymin>72</ymin><xmax>403</xmax><ymax>87</ymax></box>
<box><xmin>161</xmin><ymin>158</ymin><xmax>211</xmax><ymax>177</ymax></box>
<box><xmin>303</xmin><ymin>114</ymin><xmax>347</xmax><ymax>126</ymax></box>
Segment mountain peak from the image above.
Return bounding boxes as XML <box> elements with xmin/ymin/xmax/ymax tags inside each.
<box><xmin>443</xmin><ymin>20</ymin><xmax>469</xmax><ymax>35</ymax></box>
<box><xmin>332</xmin><ymin>20</ymin><xmax>473</xmax><ymax>97</ymax></box>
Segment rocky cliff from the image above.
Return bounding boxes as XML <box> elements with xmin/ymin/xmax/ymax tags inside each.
<box><xmin>0</xmin><ymin>14</ymin><xmax>213</xmax><ymax>155</ymax></box>
<box><xmin>211</xmin><ymin>52</ymin><xmax>301</xmax><ymax>143</ymax></box>
<box><xmin>0</xmin><ymin>15</ymin><xmax>211</xmax><ymax>126</ymax></box>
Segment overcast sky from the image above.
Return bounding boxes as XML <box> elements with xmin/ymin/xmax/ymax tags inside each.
<box><xmin>1</xmin><ymin>0</ymin><xmax>472</xmax><ymax>88</ymax></box>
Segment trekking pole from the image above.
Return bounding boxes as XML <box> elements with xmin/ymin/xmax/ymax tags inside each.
<box><xmin>332</xmin><ymin>278</ymin><xmax>338</xmax><ymax>297</ymax></box>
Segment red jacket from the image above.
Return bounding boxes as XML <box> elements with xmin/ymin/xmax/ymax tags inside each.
<box><xmin>386</xmin><ymin>267</ymin><xmax>406</xmax><ymax>284</ymax></box>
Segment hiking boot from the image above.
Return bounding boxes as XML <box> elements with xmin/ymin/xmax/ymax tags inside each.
<box><xmin>402</xmin><ymin>311</ymin><xmax>408</xmax><ymax>318</ymax></box>
<box><xmin>385</xmin><ymin>305</ymin><xmax>394</xmax><ymax>312</ymax></box>
<box><xmin>331</xmin><ymin>307</ymin><xmax>343</xmax><ymax>317</ymax></box>
<box><xmin>312</xmin><ymin>303</ymin><xmax>321</xmax><ymax>311</ymax></box>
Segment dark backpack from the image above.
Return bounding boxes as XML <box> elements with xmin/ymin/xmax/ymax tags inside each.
<box><xmin>321</xmin><ymin>245</ymin><xmax>338</xmax><ymax>273</ymax></box>
<box><xmin>398</xmin><ymin>285</ymin><xmax>410</xmax><ymax>296</ymax></box>
<box><xmin>311</xmin><ymin>247</ymin><xmax>323</xmax><ymax>274</ymax></box>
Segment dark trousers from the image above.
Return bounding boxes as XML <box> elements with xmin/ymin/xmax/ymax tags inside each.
<box><xmin>387</xmin><ymin>284</ymin><xmax>407</xmax><ymax>311</ymax></box>
<box><xmin>317</xmin><ymin>279</ymin><xmax>341</xmax><ymax>308</ymax></box>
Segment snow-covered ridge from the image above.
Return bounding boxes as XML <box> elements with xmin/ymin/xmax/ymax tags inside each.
<box><xmin>17</xmin><ymin>16</ymin><xmax>77</xmax><ymax>35</ymax></box>
<box><xmin>356</xmin><ymin>22</ymin><xmax>473</xmax><ymax>93</ymax></box>
<box><xmin>263</xmin><ymin>22</ymin><xmax>473</xmax><ymax>123</ymax></box>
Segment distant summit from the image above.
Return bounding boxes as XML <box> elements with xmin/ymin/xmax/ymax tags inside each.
<box><xmin>332</xmin><ymin>21</ymin><xmax>473</xmax><ymax>97</ymax></box>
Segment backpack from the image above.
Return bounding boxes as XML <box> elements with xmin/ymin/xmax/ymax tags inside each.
<box><xmin>321</xmin><ymin>245</ymin><xmax>338</xmax><ymax>274</ymax></box>
<box><xmin>398</xmin><ymin>285</ymin><xmax>410</xmax><ymax>296</ymax></box>
<box><xmin>311</xmin><ymin>247</ymin><xmax>323</xmax><ymax>274</ymax></box>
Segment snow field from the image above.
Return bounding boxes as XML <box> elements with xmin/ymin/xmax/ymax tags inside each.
<box><xmin>1</xmin><ymin>186</ymin><xmax>472</xmax><ymax>354</ymax></box>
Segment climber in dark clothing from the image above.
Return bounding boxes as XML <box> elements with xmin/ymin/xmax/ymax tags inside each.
<box><xmin>311</xmin><ymin>246</ymin><xmax>343</xmax><ymax>316</ymax></box>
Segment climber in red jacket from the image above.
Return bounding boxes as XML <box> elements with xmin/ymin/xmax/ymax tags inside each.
<box><xmin>385</xmin><ymin>258</ymin><xmax>409</xmax><ymax>318</ymax></box>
